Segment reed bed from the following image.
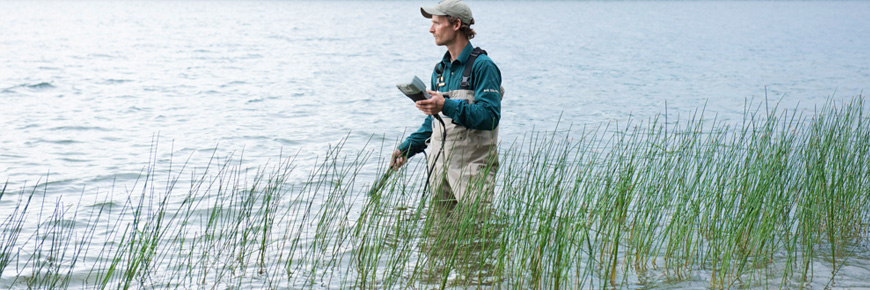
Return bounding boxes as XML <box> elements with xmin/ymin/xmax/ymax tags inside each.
<box><xmin>0</xmin><ymin>97</ymin><xmax>868</xmax><ymax>289</ymax></box>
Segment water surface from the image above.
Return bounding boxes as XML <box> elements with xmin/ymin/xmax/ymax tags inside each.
<box><xmin>0</xmin><ymin>1</ymin><xmax>868</xmax><ymax>288</ymax></box>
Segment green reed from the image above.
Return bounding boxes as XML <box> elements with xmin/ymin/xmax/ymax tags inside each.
<box><xmin>0</xmin><ymin>96</ymin><xmax>868</xmax><ymax>289</ymax></box>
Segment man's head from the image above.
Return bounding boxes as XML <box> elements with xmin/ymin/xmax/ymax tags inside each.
<box><xmin>421</xmin><ymin>0</ymin><xmax>476</xmax><ymax>43</ymax></box>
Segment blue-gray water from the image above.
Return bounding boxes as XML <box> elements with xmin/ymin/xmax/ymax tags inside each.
<box><xmin>1</xmin><ymin>1</ymin><xmax>869</xmax><ymax>289</ymax></box>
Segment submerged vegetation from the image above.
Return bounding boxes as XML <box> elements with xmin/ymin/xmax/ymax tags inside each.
<box><xmin>1</xmin><ymin>97</ymin><xmax>869</xmax><ymax>289</ymax></box>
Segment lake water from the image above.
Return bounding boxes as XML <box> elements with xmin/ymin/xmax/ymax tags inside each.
<box><xmin>1</xmin><ymin>0</ymin><xmax>869</xmax><ymax>289</ymax></box>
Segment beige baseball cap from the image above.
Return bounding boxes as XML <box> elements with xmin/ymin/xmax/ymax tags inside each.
<box><xmin>420</xmin><ymin>0</ymin><xmax>474</xmax><ymax>25</ymax></box>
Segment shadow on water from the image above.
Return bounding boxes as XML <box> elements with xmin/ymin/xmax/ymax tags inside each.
<box><xmin>352</xmin><ymin>190</ymin><xmax>506</xmax><ymax>290</ymax></box>
<box><xmin>416</xmin><ymin>200</ymin><xmax>505</xmax><ymax>289</ymax></box>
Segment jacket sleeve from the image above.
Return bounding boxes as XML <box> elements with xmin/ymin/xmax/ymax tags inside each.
<box><xmin>397</xmin><ymin>115</ymin><xmax>432</xmax><ymax>158</ymax></box>
<box><xmin>440</xmin><ymin>57</ymin><xmax>502</xmax><ymax>130</ymax></box>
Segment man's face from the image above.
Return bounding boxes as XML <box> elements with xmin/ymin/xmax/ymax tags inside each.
<box><xmin>429</xmin><ymin>15</ymin><xmax>458</xmax><ymax>46</ymax></box>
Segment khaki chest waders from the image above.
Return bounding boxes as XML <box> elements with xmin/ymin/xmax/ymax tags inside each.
<box><xmin>428</xmin><ymin>89</ymin><xmax>499</xmax><ymax>205</ymax></box>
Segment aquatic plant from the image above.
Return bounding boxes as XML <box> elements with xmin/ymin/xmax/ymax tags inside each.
<box><xmin>0</xmin><ymin>96</ymin><xmax>867</xmax><ymax>289</ymax></box>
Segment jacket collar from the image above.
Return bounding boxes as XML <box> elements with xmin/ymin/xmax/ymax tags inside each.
<box><xmin>441</xmin><ymin>42</ymin><xmax>474</xmax><ymax>67</ymax></box>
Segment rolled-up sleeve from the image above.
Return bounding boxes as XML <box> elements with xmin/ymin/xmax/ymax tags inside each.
<box><xmin>397</xmin><ymin>115</ymin><xmax>432</xmax><ymax>158</ymax></box>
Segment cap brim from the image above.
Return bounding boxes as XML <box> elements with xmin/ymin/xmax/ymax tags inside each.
<box><xmin>420</xmin><ymin>6</ymin><xmax>445</xmax><ymax>19</ymax></box>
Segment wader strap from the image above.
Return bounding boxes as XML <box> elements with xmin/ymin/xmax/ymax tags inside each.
<box><xmin>461</xmin><ymin>47</ymin><xmax>486</xmax><ymax>90</ymax></box>
<box><xmin>434</xmin><ymin>63</ymin><xmax>445</xmax><ymax>90</ymax></box>
<box><xmin>435</xmin><ymin>47</ymin><xmax>488</xmax><ymax>91</ymax></box>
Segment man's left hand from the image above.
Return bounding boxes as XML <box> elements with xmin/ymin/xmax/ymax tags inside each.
<box><xmin>415</xmin><ymin>90</ymin><xmax>445</xmax><ymax>116</ymax></box>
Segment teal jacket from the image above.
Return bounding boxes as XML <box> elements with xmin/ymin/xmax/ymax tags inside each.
<box><xmin>398</xmin><ymin>43</ymin><xmax>502</xmax><ymax>158</ymax></box>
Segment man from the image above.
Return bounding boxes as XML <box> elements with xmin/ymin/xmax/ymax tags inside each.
<box><xmin>391</xmin><ymin>0</ymin><xmax>503</xmax><ymax>206</ymax></box>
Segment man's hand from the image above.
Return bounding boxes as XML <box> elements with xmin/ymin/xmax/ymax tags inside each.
<box><xmin>390</xmin><ymin>149</ymin><xmax>407</xmax><ymax>170</ymax></box>
<box><xmin>415</xmin><ymin>90</ymin><xmax>445</xmax><ymax>115</ymax></box>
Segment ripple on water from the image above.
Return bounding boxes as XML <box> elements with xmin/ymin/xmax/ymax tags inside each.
<box><xmin>25</xmin><ymin>82</ymin><xmax>55</xmax><ymax>89</ymax></box>
<box><xmin>274</xmin><ymin>138</ymin><xmax>301</xmax><ymax>146</ymax></box>
<box><xmin>47</xmin><ymin>125</ymin><xmax>112</xmax><ymax>132</ymax></box>
<box><xmin>27</xmin><ymin>138</ymin><xmax>81</xmax><ymax>145</ymax></box>
<box><xmin>2</xmin><ymin>82</ymin><xmax>55</xmax><ymax>93</ymax></box>
<box><xmin>103</xmin><ymin>79</ymin><xmax>133</xmax><ymax>84</ymax></box>
<box><xmin>124</xmin><ymin>106</ymin><xmax>145</xmax><ymax>113</ymax></box>
<box><xmin>83</xmin><ymin>53</ymin><xmax>116</xmax><ymax>59</ymax></box>
<box><xmin>221</xmin><ymin>80</ymin><xmax>247</xmax><ymax>87</ymax></box>
<box><xmin>16</xmin><ymin>123</ymin><xmax>40</xmax><ymax>130</ymax></box>
<box><xmin>59</xmin><ymin>157</ymin><xmax>89</xmax><ymax>163</ymax></box>
<box><xmin>38</xmin><ymin>219</ymin><xmax>79</xmax><ymax>229</ymax></box>
<box><xmin>88</xmin><ymin>201</ymin><xmax>121</xmax><ymax>210</ymax></box>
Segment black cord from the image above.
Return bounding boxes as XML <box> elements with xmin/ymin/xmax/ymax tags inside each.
<box><xmin>423</xmin><ymin>114</ymin><xmax>447</xmax><ymax>200</ymax></box>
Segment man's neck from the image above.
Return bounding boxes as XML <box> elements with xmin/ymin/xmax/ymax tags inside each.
<box><xmin>446</xmin><ymin>36</ymin><xmax>469</xmax><ymax>62</ymax></box>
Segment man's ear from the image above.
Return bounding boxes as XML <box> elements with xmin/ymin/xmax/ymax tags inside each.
<box><xmin>452</xmin><ymin>19</ymin><xmax>462</xmax><ymax>31</ymax></box>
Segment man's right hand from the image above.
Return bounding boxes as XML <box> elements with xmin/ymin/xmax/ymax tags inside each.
<box><xmin>390</xmin><ymin>149</ymin><xmax>408</xmax><ymax>170</ymax></box>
